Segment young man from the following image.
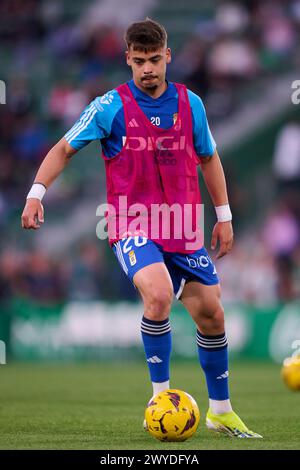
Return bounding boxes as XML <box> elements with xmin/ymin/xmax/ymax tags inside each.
<box><xmin>21</xmin><ymin>19</ymin><xmax>262</xmax><ymax>438</ymax></box>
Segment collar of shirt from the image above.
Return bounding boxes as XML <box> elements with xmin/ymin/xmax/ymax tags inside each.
<box><xmin>127</xmin><ymin>79</ymin><xmax>176</xmax><ymax>104</ymax></box>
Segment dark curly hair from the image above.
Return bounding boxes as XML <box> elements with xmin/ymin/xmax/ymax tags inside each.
<box><xmin>125</xmin><ymin>18</ymin><xmax>167</xmax><ymax>52</ymax></box>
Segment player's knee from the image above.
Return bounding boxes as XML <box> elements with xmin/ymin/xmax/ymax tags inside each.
<box><xmin>208</xmin><ymin>305</ymin><xmax>225</xmax><ymax>330</ymax></box>
<box><xmin>199</xmin><ymin>304</ymin><xmax>225</xmax><ymax>331</ymax></box>
<box><xmin>144</xmin><ymin>288</ymin><xmax>173</xmax><ymax>320</ymax></box>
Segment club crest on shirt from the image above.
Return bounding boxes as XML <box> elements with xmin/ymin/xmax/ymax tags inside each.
<box><xmin>173</xmin><ymin>112</ymin><xmax>181</xmax><ymax>131</ymax></box>
<box><xmin>129</xmin><ymin>250</ymin><xmax>137</xmax><ymax>266</ymax></box>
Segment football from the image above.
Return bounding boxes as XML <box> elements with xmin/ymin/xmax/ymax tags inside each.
<box><xmin>144</xmin><ymin>389</ymin><xmax>200</xmax><ymax>442</ymax></box>
<box><xmin>281</xmin><ymin>355</ymin><xmax>300</xmax><ymax>391</ymax></box>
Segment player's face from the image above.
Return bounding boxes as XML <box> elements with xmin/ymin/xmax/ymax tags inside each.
<box><xmin>126</xmin><ymin>46</ymin><xmax>171</xmax><ymax>95</ymax></box>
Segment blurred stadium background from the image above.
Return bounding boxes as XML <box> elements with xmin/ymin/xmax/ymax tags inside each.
<box><xmin>0</xmin><ymin>0</ymin><xmax>300</xmax><ymax>449</ymax></box>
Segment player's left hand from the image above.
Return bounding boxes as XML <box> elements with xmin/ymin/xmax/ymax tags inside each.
<box><xmin>210</xmin><ymin>221</ymin><xmax>234</xmax><ymax>259</ymax></box>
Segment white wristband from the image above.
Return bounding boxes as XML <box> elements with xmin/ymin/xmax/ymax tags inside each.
<box><xmin>26</xmin><ymin>183</ymin><xmax>46</xmax><ymax>201</ymax></box>
<box><xmin>215</xmin><ymin>204</ymin><xmax>232</xmax><ymax>222</ymax></box>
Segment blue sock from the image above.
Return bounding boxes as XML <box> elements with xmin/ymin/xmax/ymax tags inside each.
<box><xmin>196</xmin><ymin>330</ymin><xmax>229</xmax><ymax>400</ymax></box>
<box><xmin>141</xmin><ymin>316</ymin><xmax>172</xmax><ymax>383</ymax></box>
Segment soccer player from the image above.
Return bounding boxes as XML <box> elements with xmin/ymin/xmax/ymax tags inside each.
<box><xmin>21</xmin><ymin>19</ymin><xmax>262</xmax><ymax>438</ymax></box>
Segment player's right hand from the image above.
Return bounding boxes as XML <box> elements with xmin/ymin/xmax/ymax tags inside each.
<box><xmin>21</xmin><ymin>199</ymin><xmax>44</xmax><ymax>229</ymax></box>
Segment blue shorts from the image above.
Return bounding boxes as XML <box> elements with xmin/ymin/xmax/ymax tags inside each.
<box><xmin>112</xmin><ymin>236</ymin><xmax>219</xmax><ymax>299</ymax></box>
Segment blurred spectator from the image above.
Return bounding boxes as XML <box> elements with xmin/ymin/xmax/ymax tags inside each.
<box><xmin>0</xmin><ymin>250</ymin><xmax>23</xmax><ymax>302</ymax></box>
<box><xmin>86</xmin><ymin>26</ymin><xmax>123</xmax><ymax>62</ymax></box>
<box><xmin>8</xmin><ymin>79</ymin><xmax>33</xmax><ymax>116</ymax></box>
<box><xmin>256</xmin><ymin>1</ymin><xmax>296</xmax><ymax>55</ymax></box>
<box><xmin>67</xmin><ymin>240</ymin><xmax>106</xmax><ymax>301</ymax></box>
<box><xmin>17</xmin><ymin>250</ymin><xmax>65</xmax><ymax>304</ymax></box>
<box><xmin>12</xmin><ymin>114</ymin><xmax>48</xmax><ymax>164</ymax></box>
<box><xmin>262</xmin><ymin>201</ymin><xmax>299</xmax><ymax>258</ymax></box>
<box><xmin>215</xmin><ymin>2</ymin><xmax>250</xmax><ymax>34</ymax></box>
<box><xmin>262</xmin><ymin>201</ymin><xmax>299</xmax><ymax>301</ymax></box>
<box><xmin>272</xmin><ymin>120</ymin><xmax>300</xmax><ymax>194</ymax></box>
<box><xmin>217</xmin><ymin>235</ymin><xmax>278</xmax><ymax>306</ymax></box>
<box><xmin>46</xmin><ymin>21</ymin><xmax>83</xmax><ymax>59</ymax></box>
<box><xmin>207</xmin><ymin>38</ymin><xmax>259</xmax><ymax>80</ymax></box>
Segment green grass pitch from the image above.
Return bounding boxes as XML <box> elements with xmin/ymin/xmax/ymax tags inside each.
<box><xmin>0</xmin><ymin>360</ymin><xmax>299</xmax><ymax>450</ymax></box>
